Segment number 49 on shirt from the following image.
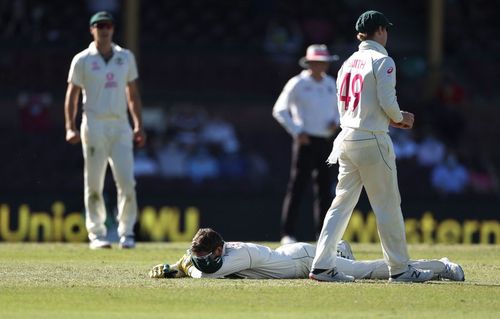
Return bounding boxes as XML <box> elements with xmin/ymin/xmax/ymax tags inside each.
<box><xmin>339</xmin><ymin>72</ymin><xmax>364</xmax><ymax>111</ymax></box>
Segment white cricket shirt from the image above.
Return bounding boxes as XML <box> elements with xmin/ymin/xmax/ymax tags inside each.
<box><xmin>187</xmin><ymin>242</ymin><xmax>305</xmax><ymax>279</ymax></box>
<box><xmin>67</xmin><ymin>42</ymin><xmax>138</xmax><ymax>120</ymax></box>
<box><xmin>337</xmin><ymin>40</ymin><xmax>403</xmax><ymax>132</ymax></box>
<box><xmin>273</xmin><ymin>70</ymin><xmax>339</xmax><ymax>138</ymax></box>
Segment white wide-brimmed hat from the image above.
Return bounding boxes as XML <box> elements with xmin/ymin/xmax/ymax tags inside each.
<box><xmin>299</xmin><ymin>44</ymin><xmax>339</xmax><ymax>68</ymax></box>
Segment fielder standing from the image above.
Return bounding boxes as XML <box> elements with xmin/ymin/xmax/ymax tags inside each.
<box><xmin>273</xmin><ymin>44</ymin><xmax>340</xmax><ymax>245</ymax></box>
<box><xmin>309</xmin><ymin>11</ymin><xmax>433</xmax><ymax>282</ymax></box>
<box><xmin>64</xmin><ymin>11</ymin><xmax>146</xmax><ymax>249</ymax></box>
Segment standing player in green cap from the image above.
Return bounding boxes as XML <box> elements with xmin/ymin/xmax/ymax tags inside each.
<box><xmin>309</xmin><ymin>11</ymin><xmax>434</xmax><ymax>282</ymax></box>
<box><xmin>64</xmin><ymin>11</ymin><xmax>146</xmax><ymax>249</ymax></box>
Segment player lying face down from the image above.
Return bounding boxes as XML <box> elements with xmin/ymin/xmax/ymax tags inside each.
<box><xmin>188</xmin><ymin>228</ymin><xmax>225</xmax><ymax>274</ymax></box>
<box><xmin>149</xmin><ymin>228</ymin><xmax>464</xmax><ymax>282</ymax></box>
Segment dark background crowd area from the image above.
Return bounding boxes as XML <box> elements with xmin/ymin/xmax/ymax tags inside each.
<box><xmin>1</xmin><ymin>0</ymin><xmax>500</xmax><ymax>202</ymax></box>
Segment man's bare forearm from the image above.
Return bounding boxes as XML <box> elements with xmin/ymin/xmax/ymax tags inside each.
<box><xmin>64</xmin><ymin>83</ymin><xmax>81</xmax><ymax>130</ymax></box>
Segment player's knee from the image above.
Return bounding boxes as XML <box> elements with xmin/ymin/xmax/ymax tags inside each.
<box><xmin>124</xmin><ymin>192</ymin><xmax>137</xmax><ymax>203</ymax></box>
<box><xmin>116</xmin><ymin>178</ymin><xmax>136</xmax><ymax>193</ymax></box>
<box><xmin>87</xmin><ymin>191</ymin><xmax>102</xmax><ymax>202</ymax></box>
<box><xmin>118</xmin><ymin>185</ymin><xmax>136</xmax><ymax>198</ymax></box>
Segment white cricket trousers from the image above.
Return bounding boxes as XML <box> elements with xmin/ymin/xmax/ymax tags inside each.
<box><xmin>81</xmin><ymin>115</ymin><xmax>137</xmax><ymax>241</ymax></box>
<box><xmin>312</xmin><ymin>130</ymin><xmax>410</xmax><ymax>275</ymax></box>
<box><xmin>282</xmin><ymin>243</ymin><xmax>445</xmax><ymax>279</ymax></box>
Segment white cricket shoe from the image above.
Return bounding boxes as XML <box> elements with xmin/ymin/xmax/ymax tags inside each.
<box><xmin>389</xmin><ymin>265</ymin><xmax>433</xmax><ymax>283</ymax></box>
<box><xmin>280</xmin><ymin>235</ymin><xmax>297</xmax><ymax>245</ymax></box>
<box><xmin>309</xmin><ymin>268</ymin><xmax>355</xmax><ymax>282</ymax></box>
<box><xmin>336</xmin><ymin>240</ymin><xmax>355</xmax><ymax>260</ymax></box>
<box><xmin>438</xmin><ymin>257</ymin><xmax>465</xmax><ymax>281</ymax></box>
<box><xmin>119</xmin><ymin>236</ymin><xmax>136</xmax><ymax>249</ymax></box>
<box><xmin>89</xmin><ymin>238</ymin><xmax>112</xmax><ymax>250</ymax></box>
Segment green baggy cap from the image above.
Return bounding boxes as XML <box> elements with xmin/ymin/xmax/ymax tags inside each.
<box><xmin>355</xmin><ymin>10</ymin><xmax>393</xmax><ymax>33</ymax></box>
<box><xmin>89</xmin><ymin>11</ymin><xmax>114</xmax><ymax>26</ymax></box>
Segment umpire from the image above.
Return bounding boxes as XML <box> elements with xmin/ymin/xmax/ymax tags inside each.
<box><xmin>273</xmin><ymin>44</ymin><xmax>340</xmax><ymax>244</ymax></box>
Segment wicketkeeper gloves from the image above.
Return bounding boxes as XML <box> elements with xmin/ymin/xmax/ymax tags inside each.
<box><xmin>149</xmin><ymin>263</ymin><xmax>179</xmax><ymax>279</ymax></box>
<box><xmin>149</xmin><ymin>254</ymin><xmax>193</xmax><ymax>279</ymax></box>
<box><xmin>176</xmin><ymin>253</ymin><xmax>193</xmax><ymax>274</ymax></box>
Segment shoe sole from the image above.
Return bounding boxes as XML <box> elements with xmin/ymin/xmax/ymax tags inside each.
<box><xmin>309</xmin><ymin>274</ymin><xmax>355</xmax><ymax>283</ymax></box>
<box><xmin>309</xmin><ymin>274</ymin><xmax>320</xmax><ymax>281</ymax></box>
<box><xmin>389</xmin><ymin>275</ymin><xmax>434</xmax><ymax>283</ymax></box>
<box><xmin>89</xmin><ymin>244</ymin><xmax>112</xmax><ymax>250</ymax></box>
<box><xmin>456</xmin><ymin>264</ymin><xmax>465</xmax><ymax>281</ymax></box>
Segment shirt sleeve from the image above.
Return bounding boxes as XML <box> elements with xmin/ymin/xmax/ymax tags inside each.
<box><xmin>186</xmin><ymin>266</ymin><xmax>203</xmax><ymax>278</ymax></box>
<box><xmin>272</xmin><ymin>78</ymin><xmax>302</xmax><ymax>137</ymax></box>
<box><xmin>373</xmin><ymin>57</ymin><xmax>403</xmax><ymax>123</ymax></box>
<box><xmin>67</xmin><ymin>55</ymin><xmax>84</xmax><ymax>87</ymax></box>
<box><xmin>330</xmin><ymin>78</ymin><xmax>340</xmax><ymax>125</ymax></box>
<box><xmin>127</xmin><ymin>51</ymin><xmax>139</xmax><ymax>82</ymax></box>
<box><xmin>336</xmin><ymin>64</ymin><xmax>345</xmax><ymax>117</ymax></box>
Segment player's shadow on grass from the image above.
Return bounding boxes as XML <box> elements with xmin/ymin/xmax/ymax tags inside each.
<box><xmin>407</xmin><ymin>281</ymin><xmax>500</xmax><ymax>287</ymax></box>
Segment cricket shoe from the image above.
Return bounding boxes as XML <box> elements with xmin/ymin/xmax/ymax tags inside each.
<box><xmin>336</xmin><ymin>240</ymin><xmax>355</xmax><ymax>260</ymax></box>
<box><xmin>89</xmin><ymin>237</ymin><xmax>112</xmax><ymax>250</ymax></box>
<box><xmin>280</xmin><ymin>235</ymin><xmax>297</xmax><ymax>245</ymax></box>
<box><xmin>438</xmin><ymin>257</ymin><xmax>465</xmax><ymax>281</ymax></box>
<box><xmin>309</xmin><ymin>268</ymin><xmax>355</xmax><ymax>282</ymax></box>
<box><xmin>389</xmin><ymin>265</ymin><xmax>433</xmax><ymax>283</ymax></box>
<box><xmin>119</xmin><ymin>236</ymin><xmax>136</xmax><ymax>249</ymax></box>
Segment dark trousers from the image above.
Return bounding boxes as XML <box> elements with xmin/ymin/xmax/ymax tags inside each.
<box><xmin>281</xmin><ymin>135</ymin><xmax>335</xmax><ymax>239</ymax></box>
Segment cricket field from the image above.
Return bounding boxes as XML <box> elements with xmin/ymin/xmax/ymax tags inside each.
<box><xmin>0</xmin><ymin>242</ymin><xmax>499</xmax><ymax>318</ymax></box>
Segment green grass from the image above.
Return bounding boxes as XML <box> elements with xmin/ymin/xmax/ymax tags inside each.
<box><xmin>0</xmin><ymin>243</ymin><xmax>499</xmax><ymax>319</ymax></box>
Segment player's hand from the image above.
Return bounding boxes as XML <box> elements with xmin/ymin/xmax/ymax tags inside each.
<box><xmin>65</xmin><ymin>129</ymin><xmax>81</xmax><ymax>144</ymax></box>
<box><xmin>133</xmin><ymin>128</ymin><xmax>146</xmax><ymax>148</ymax></box>
<box><xmin>149</xmin><ymin>263</ymin><xmax>179</xmax><ymax>279</ymax></box>
<box><xmin>391</xmin><ymin>111</ymin><xmax>414</xmax><ymax>129</ymax></box>
<box><xmin>296</xmin><ymin>132</ymin><xmax>311</xmax><ymax>145</ymax></box>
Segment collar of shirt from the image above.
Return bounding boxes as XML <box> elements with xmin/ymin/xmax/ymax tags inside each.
<box><xmin>88</xmin><ymin>42</ymin><xmax>122</xmax><ymax>55</ymax></box>
<box><xmin>358</xmin><ymin>40</ymin><xmax>388</xmax><ymax>56</ymax></box>
<box><xmin>299</xmin><ymin>70</ymin><xmax>327</xmax><ymax>83</ymax></box>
